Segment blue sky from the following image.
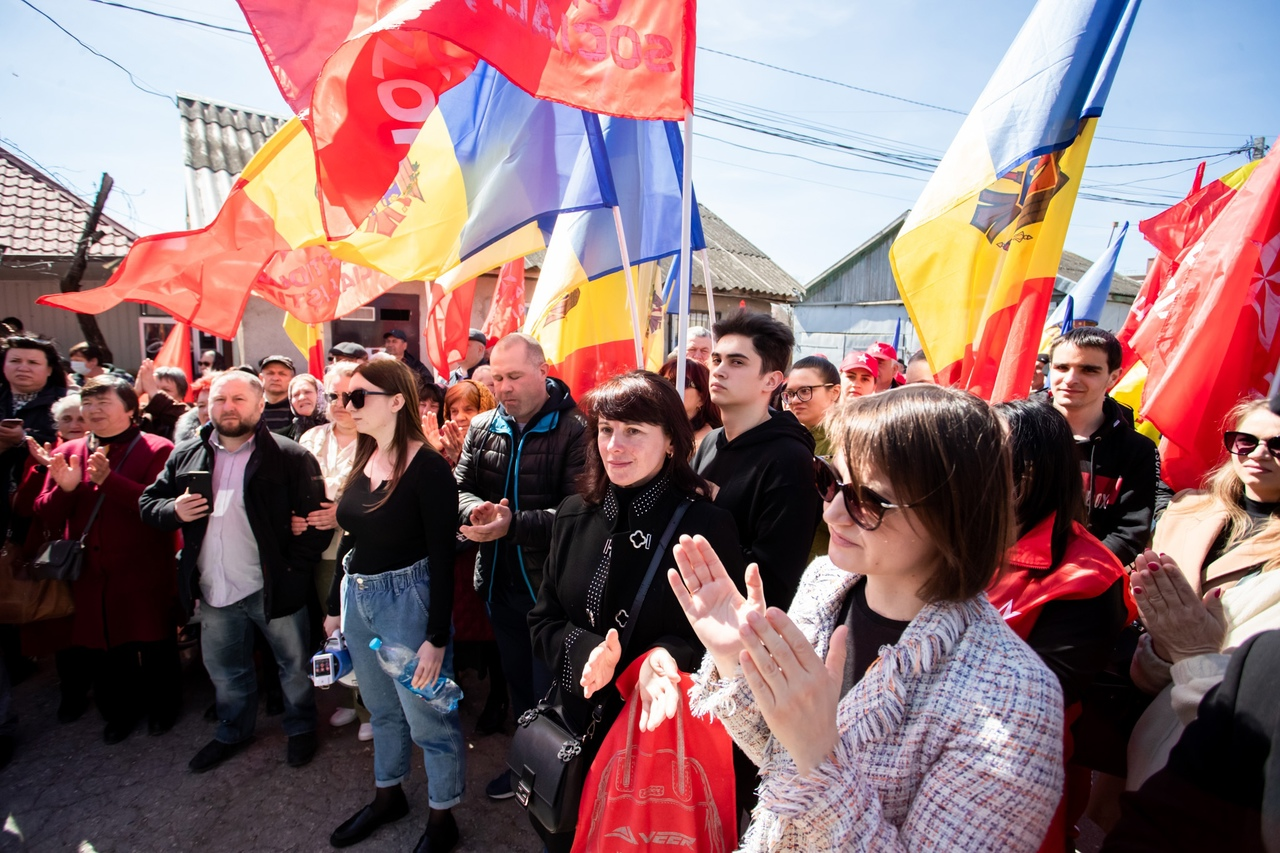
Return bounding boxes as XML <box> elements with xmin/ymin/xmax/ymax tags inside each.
<box><xmin>2</xmin><ymin>0</ymin><xmax>1276</xmax><ymax>286</ymax></box>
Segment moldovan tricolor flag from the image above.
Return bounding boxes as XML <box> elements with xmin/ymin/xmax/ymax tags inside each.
<box><xmin>283</xmin><ymin>314</ymin><xmax>326</xmax><ymax>378</ymax></box>
<box><xmin>1134</xmin><ymin>146</ymin><xmax>1280</xmax><ymax>491</ymax></box>
<box><xmin>237</xmin><ymin>0</ymin><xmax>696</xmax><ymax>236</ymax></box>
<box><xmin>890</xmin><ymin>0</ymin><xmax>1139</xmax><ymax>401</ymax></box>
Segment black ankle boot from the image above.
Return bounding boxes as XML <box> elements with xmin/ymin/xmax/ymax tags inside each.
<box><xmin>412</xmin><ymin>809</ymin><xmax>459</xmax><ymax>853</ymax></box>
<box><xmin>329</xmin><ymin>785</ymin><xmax>409</xmax><ymax>848</ymax></box>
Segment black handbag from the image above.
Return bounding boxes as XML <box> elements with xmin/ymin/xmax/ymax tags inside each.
<box><xmin>29</xmin><ymin>434</ymin><xmax>142</xmax><ymax>582</ymax></box>
<box><xmin>508</xmin><ymin>499</ymin><xmax>692</xmax><ymax>838</ymax></box>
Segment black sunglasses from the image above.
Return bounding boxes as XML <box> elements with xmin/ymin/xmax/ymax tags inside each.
<box><xmin>1224</xmin><ymin>430</ymin><xmax>1280</xmax><ymax>460</ymax></box>
<box><xmin>340</xmin><ymin>389</ymin><xmax>393</xmax><ymax>409</ymax></box>
<box><xmin>812</xmin><ymin>456</ymin><xmax>916</xmax><ymax>531</ymax></box>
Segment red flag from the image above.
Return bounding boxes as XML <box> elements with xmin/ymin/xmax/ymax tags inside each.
<box><xmin>482</xmin><ymin>259</ymin><xmax>526</xmax><ymax>342</ymax></box>
<box><xmin>237</xmin><ymin>0</ymin><xmax>695</xmax><ymax>236</ymax></box>
<box><xmin>153</xmin><ymin>322</ymin><xmax>194</xmax><ymax>401</ymax></box>
<box><xmin>1138</xmin><ymin>148</ymin><xmax>1280</xmax><ymax>491</ymax></box>
<box><xmin>425</xmin><ymin>279</ymin><xmax>477</xmax><ymax>378</ymax></box>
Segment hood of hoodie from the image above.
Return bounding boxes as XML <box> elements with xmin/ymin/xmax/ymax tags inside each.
<box><xmin>496</xmin><ymin>376</ymin><xmax>577</xmax><ymax>430</ymax></box>
<box><xmin>716</xmin><ymin>408</ymin><xmax>816</xmax><ymax>454</ymax></box>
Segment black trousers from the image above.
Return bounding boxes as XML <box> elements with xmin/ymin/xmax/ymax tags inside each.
<box><xmin>486</xmin><ymin>582</ymin><xmax>550</xmax><ymax>720</ymax></box>
<box><xmin>58</xmin><ymin>637</ymin><xmax>181</xmax><ymax>726</ymax></box>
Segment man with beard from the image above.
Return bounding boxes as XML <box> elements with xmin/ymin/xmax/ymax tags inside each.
<box><xmin>141</xmin><ymin>372</ymin><xmax>328</xmax><ymax>773</ymax></box>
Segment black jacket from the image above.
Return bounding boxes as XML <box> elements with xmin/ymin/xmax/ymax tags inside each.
<box><xmin>454</xmin><ymin>377</ymin><xmax>587</xmax><ymax>600</ymax></box>
<box><xmin>692</xmin><ymin>409</ymin><xmax>821</xmax><ymax>611</ymax></box>
<box><xmin>0</xmin><ymin>382</ymin><xmax>65</xmax><ymax>540</ymax></box>
<box><xmin>139</xmin><ymin>419</ymin><xmax>328</xmax><ymax>620</ymax></box>
<box><xmin>529</xmin><ymin>484</ymin><xmax>744</xmax><ymax>734</ymax></box>
<box><xmin>1069</xmin><ymin>396</ymin><xmax>1161</xmax><ymax>566</ymax></box>
<box><xmin>1103</xmin><ymin>630</ymin><xmax>1280</xmax><ymax>853</ymax></box>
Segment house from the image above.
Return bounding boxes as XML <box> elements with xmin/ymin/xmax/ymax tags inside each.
<box><xmin>793</xmin><ymin>211</ymin><xmax>1144</xmax><ymax>363</ymax></box>
<box><xmin>0</xmin><ymin>144</ymin><xmax>145</xmax><ymax>366</ymax></box>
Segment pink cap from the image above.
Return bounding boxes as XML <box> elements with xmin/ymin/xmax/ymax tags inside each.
<box><xmin>840</xmin><ymin>352</ymin><xmax>879</xmax><ymax>377</ymax></box>
<box><xmin>866</xmin><ymin>342</ymin><xmax>898</xmax><ymax>362</ymax></box>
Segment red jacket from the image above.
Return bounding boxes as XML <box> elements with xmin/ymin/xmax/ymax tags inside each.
<box><xmin>33</xmin><ymin>430</ymin><xmax>178</xmax><ymax>649</ymax></box>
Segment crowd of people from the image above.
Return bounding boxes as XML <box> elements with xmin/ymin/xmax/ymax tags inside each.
<box><xmin>0</xmin><ymin>310</ymin><xmax>1277</xmax><ymax>852</ymax></box>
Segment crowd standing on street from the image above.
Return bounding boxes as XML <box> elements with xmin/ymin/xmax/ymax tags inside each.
<box><xmin>1</xmin><ymin>314</ymin><xmax>1278</xmax><ymax>852</ymax></box>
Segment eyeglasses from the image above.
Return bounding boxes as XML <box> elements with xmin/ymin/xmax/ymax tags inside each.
<box><xmin>198</xmin><ymin>360</ymin><xmax>214</xmax><ymax>367</ymax></box>
<box><xmin>340</xmin><ymin>389</ymin><xmax>393</xmax><ymax>409</ymax></box>
<box><xmin>812</xmin><ymin>456</ymin><xmax>917</xmax><ymax>531</ymax></box>
<box><xmin>781</xmin><ymin>384</ymin><xmax>836</xmax><ymax>404</ymax></box>
<box><xmin>325</xmin><ymin>392</ymin><xmax>339</xmax><ymax>402</ymax></box>
<box><xmin>1224</xmin><ymin>430</ymin><xmax>1280</xmax><ymax>460</ymax></box>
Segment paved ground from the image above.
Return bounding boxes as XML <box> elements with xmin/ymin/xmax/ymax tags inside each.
<box><xmin>0</xmin><ymin>659</ymin><xmax>539</xmax><ymax>853</ymax></box>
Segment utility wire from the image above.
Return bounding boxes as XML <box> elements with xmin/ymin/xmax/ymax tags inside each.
<box><xmin>84</xmin><ymin>0</ymin><xmax>253</xmax><ymax>36</ymax></box>
<box><xmin>17</xmin><ymin>0</ymin><xmax>172</xmax><ymax>101</ymax></box>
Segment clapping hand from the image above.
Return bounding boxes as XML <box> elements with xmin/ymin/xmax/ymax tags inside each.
<box><xmin>422</xmin><ymin>414</ymin><xmax>444</xmax><ymax>453</ymax></box>
<box><xmin>439</xmin><ymin>421</ymin><xmax>465</xmax><ymax>467</ymax></box>
<box><xmin>26</xmin><ymin>437</ymin><xmax>54</xmax><ymax>467</ymax></box>
<box><xmin>636</xmin><ymin>647</ymin><xmax>682</xmax><ymax>732</ymax></box>
<box><xmin>667</xmin><ymin>534</ymin><xmax>767</xmax><ymax>676</ymax></box>
<box><xmin>48</xmin><ymin>453</ymin><xmax>82</xmax><ymax>493</ymax></box>
<box><xmin>460</xmin><ymin>499</ymin><xmax>512</xmax><ymax>542</ymax></box>
<box><xmin>1131</xmin><ymin>550</ymin><xmax>1227</xmax><ymax>664</ymax></box>
<box><xmin>86</xmin><ymin>448</ymin><xmax>110</xmax><ymax>485</ymax></box>
<box><xmin>581</xmin><ymin>628</ymin><xmax>622</xmax><ymax>699</ymax></box>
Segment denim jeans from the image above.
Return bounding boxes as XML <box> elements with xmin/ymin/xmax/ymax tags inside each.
<box><xmin>199</xmin><ymin>590</ymin><xmax>316</xmax><ymax>744</ymax></box>
<box><xmin>343</xmin><ymin>558</ymin><xmax>465</xmax><ymax>808</ymax></box>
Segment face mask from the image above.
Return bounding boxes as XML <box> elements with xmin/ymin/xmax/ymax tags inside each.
<box><xmin>70</xmin><ymin>360</ymin><xmax>88</xmax><ymax>375</ymax></box>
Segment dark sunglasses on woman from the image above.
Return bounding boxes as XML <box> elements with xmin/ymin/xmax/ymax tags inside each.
<box><xmin>1224</xmin><ymin>430</ymin><xmax>1280</xmax><ymax>460</ymax></box>
<box><xmin>340</xmin><ymin>389</ymin><xmax>393</xmax><ymax>409</ymax></box>
<box><xmin>812</xmin><ymin>455</ymin><xmax>917</xmax><ymax>532</ymax></box>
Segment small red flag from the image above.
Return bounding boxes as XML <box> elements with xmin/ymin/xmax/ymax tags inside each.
<box><xmin>425</xmin><ymin>279</ymin><xmax>476</xmax><ymax>379</ymax></box>
<box><xmin>482</xmin><ymin>260</ymin><xmax>526</xmax><ymax>343</ymax></box>
<box><xmin>1137</xmin><ymin>148</ymin><xmax>1280</xmax><ymax>490</ymax></box>
<box><xmin>153</xmin><ymin>321</ymin><xmax>194</xmax><ymax>401</ymax></box>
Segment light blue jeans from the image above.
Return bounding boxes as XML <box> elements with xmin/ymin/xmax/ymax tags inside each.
<box><xmin>343</xmin><ymin>558</ymin><xmax>465</xmax><ymax>808</ymax></box>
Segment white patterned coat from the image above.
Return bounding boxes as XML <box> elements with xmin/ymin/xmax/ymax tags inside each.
<box><xmin>689</xmin><ymin>559</ymin><xmax>1064</xmax><ymax>852</ymax></box>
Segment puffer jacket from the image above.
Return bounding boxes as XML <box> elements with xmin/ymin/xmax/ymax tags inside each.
<box><xmin>454</xmin><ymin>377</ymin><xmax>586</xmax><ymax>600</ymax></box>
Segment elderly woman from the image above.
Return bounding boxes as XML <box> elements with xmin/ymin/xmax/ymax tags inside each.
<box><xmin>33</xmin><ymin>375</ymin><xmax>179</xmax><ymax>743</ymax></box>
<box><xmin>528</xmin><ymin>371</ymin><xmax>744</xmax><ymax>850</ymax></box>
<box><xmin>0</xmin><ymin>336</ymin><xmax>66</xmax><ymax>541</ymax></box>
<box><xmin>1126</xmin><ymin>398</ymin><xmax>1280</xmax><ymax>788</ymax></box>
<box><xmin>287</xmin><ymin>373</ymin><xmax>329</xmax><ymax>440</ymax></box>
<box><xmin>670</xmin><ymin>385</ymin><xmax>1065</xmax><ymax>852</ymax></box>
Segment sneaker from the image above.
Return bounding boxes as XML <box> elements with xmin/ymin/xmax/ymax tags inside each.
<box><xmin>357</xmin><ymin>722</ymin><xmax>374</xmax><ymax>742</ymax></box>
<box><xmin>330</xmin><ymin>707</ymin><xmax>358</xmax><ymax>727</ymax></box>
<box><xmin>485</xmin><ymin>771</ymin><xmax>514</xmax><ymax>801</ymax></box>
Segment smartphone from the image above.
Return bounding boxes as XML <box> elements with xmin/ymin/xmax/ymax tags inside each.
<box><xmin>0</xmin><ymin>418</ymin><xmax>22</xmax><ymax>429</ymax></box>
<box><xmin>180</xmin><ymin>470</ymin><xmax>214</xmax><ymax>505</ymax></box>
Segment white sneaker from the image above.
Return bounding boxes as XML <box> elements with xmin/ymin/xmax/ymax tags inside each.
<box><xmin>357</xmin><ymin>722</ymin><xmax>374</xmax><ymax>742</ymax></box>
<box><xmin>329</xmin><ymin>707</ymin><xmax>358</xmax><ymax>728</ymax></box>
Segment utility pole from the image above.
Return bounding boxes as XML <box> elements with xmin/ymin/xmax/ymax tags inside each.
<box><xmin>1251</xmin><ymin>136</ymin><xmax>1269</xmax><ymax>161</ymax></box>
<box><xmin>57</xmin><ymin>172</ymin><xmax>115</xmax><ymax>364</ymax></box>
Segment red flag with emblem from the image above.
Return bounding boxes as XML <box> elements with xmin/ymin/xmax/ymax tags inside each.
<box><xmin>425</xmin><ymin>279</ymin><xmax>477</xmax><ymax>379</ymax></box>
<box><xmin>482</xmin><ymin>259</ymin><xmax>527</xmax><ymax>343</ymax></box>
<box><xmin>1138</xmin><ymin>147</ymin><xmax>1280</xmax><ymax>491</ymax></box>
<box><xmin>237</xmin><ymin>0</ymin><xmax>696</xmax><ymax>237</ymax></box>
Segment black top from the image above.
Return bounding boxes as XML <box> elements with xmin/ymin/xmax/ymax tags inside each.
<box><xmin>1204</xmin><ymin>496</ymin><xmax>1280</xmax><ymax>568</ymax></box>
<box><xmin>261</xmin><ymin>398</ymin><xmax>294</xmax><ymax>434</ymax></box>
<box><xmin>1025</xmin><ymin>578</ymin><xmax>1130</xmax><ymax>706</ymax></box>
<box><xmin>334</xmin><ymin>448</ymin><xmax>459</xmax><ymax>643</ymax></box>
<box><xmin>837</xmin><ymin>577</ymin><xmax>909</xmax><ymax>698</ymax></box>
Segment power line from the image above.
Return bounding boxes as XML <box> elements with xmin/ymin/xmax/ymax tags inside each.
<box><xmin>17</xmin><ymin>0</ymin><xmax>172</xmax><ymax>102</ymax></box>
<box><xmin>83</xmin><ymin>0</ymin><xmax>253</xmax><ymax>36</ymax></box>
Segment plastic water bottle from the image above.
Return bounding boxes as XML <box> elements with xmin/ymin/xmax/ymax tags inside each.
<box><xmin>368</xmin><ymin>637</ymin><xmax>463</xmax><ymax>713</ymax></box>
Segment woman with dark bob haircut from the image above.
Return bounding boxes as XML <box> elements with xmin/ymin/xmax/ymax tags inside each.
<box><xmin>657</xmin><ymin>357</ymin><xmax>721</xmax><ymax>456</ymax></box>
<box><xmin>528</xmin><ymin>370</ymin><xmax>744</xmax><ymax>851</ymax></box>
<box><xmin>671</xmin><ymin>384</ymin><xmax>1065</xmax><ymax>851</ymax></box>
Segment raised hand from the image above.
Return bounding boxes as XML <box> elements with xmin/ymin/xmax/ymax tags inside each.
<box><xmin>739</xmin><ymin>609</ymin><xmax>846</xmax><ymax>776</ymax></box>
<box><xmin>1131</xmin><ymin>549</ymin><xmax>1227</xmax><ymax>664</ymax></box>
<box><xmin>26</xmin><ymin>437</ymin><xmax>54</xmax><ymax>467</ymax></box>
<box><xmin>581</xmin><ymin>628</ymin><xmax>622</xmax><ymax>699</ymax></box>
<box><xmin>48</xmin><ymin>453</ymin><xmax>82</xmax><ymax>493</ymax></box>
<box><xmin>86</xmin><ymin>448</ymin><xmax>110</xmax><ymax>485</ymax></box>
<box><xmin>667</xmin><ymin>534</ymin><xmax>767</xmax><ymax>676</ymax></box>
<box><xmin>422</xmin><ymin>414</ymin><xmax>444</xmax><ymax>453</ymax></box>
<box><xmin>637</xmin><ymin>647</ymin><xmax>682</xmax><ymax>732</ymax></box>
<box><xmin>439</xmin><ymin>421</ymin><xmax>465</xmax><ymax>467</ymax></box>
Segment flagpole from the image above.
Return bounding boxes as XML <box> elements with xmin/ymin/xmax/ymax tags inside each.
<box><xmin>676</xmin><ymin>108</ymin><xmax>694</xmax><ymax>394</ymax></box>
<box><xmin>698</xmin><ymin>248</ymin><xmax>716</xmax><ymax>329</ymax></box>
<box><xmin>611</xmin><ymin>206</ymin><xmax>646</xmax><ymax>368</ymax></box>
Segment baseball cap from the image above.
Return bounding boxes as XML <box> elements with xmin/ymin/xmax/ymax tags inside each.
<box><xmin>383</xmin><ymin>329</ymin><xmax>409</xmax><ymax>342</ymax></box>
<box><xmin>468</xmin><ymin>329</ymin><xmax>487</xmax><ymax>345</ymax></box>
<box><xmin>840</xmin><ymin>352</ymin><xmax>879</xmax><ymax>378</ymax></box>
<box><xmin>259</xmin><ymin>355</ymin><xmax>295</xmax><ymax>372</ymax></box>
<box><xmin>866</xmin><ymin>342</ymin><xmax>898</xmax><ymax>362</ymax></box>
<box><xmin>1036</xmin><ymin>353</ymin><xmax>1050</xmax><ymax>364</ymax></box>
<box><xmin>329</xmin><ymin>341</ymin><xmax>368</xmax><ymax>359</ymax></box>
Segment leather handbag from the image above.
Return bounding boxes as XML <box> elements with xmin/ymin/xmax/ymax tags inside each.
<box><xmin>29</xmin><ymin>434</ymin><xmax>142</xmax><ymax>582</ymax></box>
<box><xmin>0</xmin><ymin>539</ymin><xmax>74</xmax><ymax>623</ymax></box>
<box><xmin>508</xmin><ymin>499</ymin><xmax>692</xmax><ymax>839</ymax></box>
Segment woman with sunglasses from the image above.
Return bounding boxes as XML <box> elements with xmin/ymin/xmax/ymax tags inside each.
<box><xmin>320</xmin><ymin>359</ymin><xmax>465</xmax><ymax>853</ymax></box>
<box><xmin>1126</xmin><ymin>398</ymin><xmax>1280</xmax><ymax>789</ymax></box>
<box><xmin>670</xmin><ymin>384</ymin><xmax>1064</xmax><ymax>851</ymax></box>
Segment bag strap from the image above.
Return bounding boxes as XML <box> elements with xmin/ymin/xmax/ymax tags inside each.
<box><xmin>618</xmin><ymin>498</ymin><xmax>691</xmax><ymax>654</ymax></box>
<box><xmin>620</xmin><ymin>667</ymin><xmax>688</xmax><ymax>793</ymax></box>
<box><xmin>77</xmin><ymin>432</ymin><xmax>143</xmax><ymax>545</ymax></box>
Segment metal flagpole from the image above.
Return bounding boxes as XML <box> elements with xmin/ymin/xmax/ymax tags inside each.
<box><xmin>676</xmin><ymin>108</ymin><xmax>694</xmax><ymax>394</ymax></box>
<box><xmin>611</xmin><ymin>206</ymin><xmax>646</xmax><ymax>368</ymax></box>
<box><xmin>698</xmin><ymin>248</ymin><xmax>715</xmax><ymax>329</ymax></box>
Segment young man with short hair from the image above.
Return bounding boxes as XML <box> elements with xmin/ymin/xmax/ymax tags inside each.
<box><xmin>840</xmin><ymin>351</ymin><xmax>879</xmax><ymax>398</ymax></box>
<box><xmin>693</xmin><ymin>311</ymin><xmax>821</xmax><ymax>612</ymax></box>
<box><xmin>1048</xmin><ymin>327</ymin><xmax>1160</xmax><ymax>566</ymax></box>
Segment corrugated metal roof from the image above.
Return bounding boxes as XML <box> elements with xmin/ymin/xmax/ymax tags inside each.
<box><xmin>0</xmin><ymin>144</ymin><xmax>137</xmax><ymax>258</ymax></box>
<box><xmin>179</xmin><ymin>93</ymin><xmax>288</xmax><ymax>229</ymax></box>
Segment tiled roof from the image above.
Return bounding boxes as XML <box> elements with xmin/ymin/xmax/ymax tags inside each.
<box><xmin>695</xmin><ymin>205</ymin><xmax>804</xmax><ymax>301</ymax></box>
<box><xmin>0</xmin><ymin>145</ymin><xmax>137</xmax><ymax>258</ymax></box>
<box><xmin>179</xmin><ymin>93</ymin><xmax>288</xmax><ymax>229</ymax></box>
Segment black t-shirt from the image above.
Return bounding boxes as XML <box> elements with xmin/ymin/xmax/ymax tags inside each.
<box><xmin>837</xmin><ymin>577</ymin><xmax>910</xmax><ymax>698</ymax></box>
<box><xmin>1204</xmin><ymin>496</ymin><xmax>1280</xmax><ymax>568</ymax></box>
